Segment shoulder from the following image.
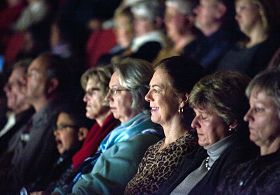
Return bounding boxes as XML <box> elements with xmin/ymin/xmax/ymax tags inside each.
<box><xmin>106</xmin><ymin>133</ymin><xmax>162</xmax><ymax>157</ymax></box>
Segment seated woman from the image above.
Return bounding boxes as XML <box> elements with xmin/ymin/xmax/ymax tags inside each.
<box><xmin>216</xmin><ymin>68</ymin><xmax>280</xmax><ymax>194</ymax></box>
<box><xmin>97</xmin><ymin>6</ymin><xmax>134</xmax><ymax>65</ymax></box>
<box><xmin>160</xmin><ymin>71</ymin><xmax>258</xmax><ymax>194</ymax></box>
<box><xmin>217</xmin><ymin>0</ymin><xmax>280</xmax><ymax>77</ymax></box>
<box><xmin>52</xmin><ymin>58</ymin><xmax>163</xmax><ymax>194</ymax></box>
<box><xmin>72</xmin><ymin>65</ymin><xmax>120</xmax><ymax>171</ymax></box>
<box><xmin>125</xmin><ymin>56</ymin><xmax>205</xmax><ymax>194</ymax></box>
<box><xmin>116</xmin><ymin>0</ymin><xmax>166</xmax><ymax>63</ymax></box>
<box><xmin>30</xmin><ymin>63</ymin><xmax>119</xmax><ymax>194</ymax></box>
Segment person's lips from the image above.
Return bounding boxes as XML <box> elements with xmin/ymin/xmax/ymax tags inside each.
<box><xmin>150</xmin><ymin>106</ymin><xmax>159</xmax><ymax>112</ymax></box>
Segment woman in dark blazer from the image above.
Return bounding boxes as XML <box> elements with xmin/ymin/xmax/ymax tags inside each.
<box><xmin>158</xmin><ymin>71</ymin><xmax>258</xmax><ymax>194</ymax></box>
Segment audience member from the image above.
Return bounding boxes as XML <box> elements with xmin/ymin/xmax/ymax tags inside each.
<box><xmin>160</xmin><ymin>71</ymin><xmax>258</xmax><ymax>194</ymax></box>
<box><xmin>69</xmin><ymin>65</ymin><xmax>120</xmax><ymax>170</ymax></box>
<box><xmin>0</xmin><ymin>53</ymin><xmax>69</xmax><ymax>193</ymax></box>
<box><xmin>217</xmin><ymin>0</ymin><xmax>280</xmax><ymax>77</ymax></box>
<box><xmin>50</xmin><ymin>14</ymin><xmax>89</xmax><ymax>62</ymax></box>
<box><xmin>118</xmin><ymin>0</ymin><xmax>166</xmax><ymax>62</ymax></box>
<box><xmin>31</xmin><ymin>65</ymin><xmax>120</xmax><ymax>193</ymax></box>
<box><xmin>12</xmin><ymin>0</ymin><xmax>49</xmax><ymax>31</ymax></box>
<box><xmin>28</xmin><ymin>98</ymin><xmax>92</xmax><ymax>192</ymax></box>
<box><xmin>52</xmin><ymin>58</ymin><xmax>162</xmax><ymax>194</ymax></box>
<box><xmin>217</xmin><ymin>68</ymin><xmax>280</xmax><ymax>194</ymax></box>
<box><xmin>154</xmin><ymin>0</ymin><xmax>201</xmax><ymax>64</ymax></box>
<box><xmin>125</xmin><ymin>56</ymin><xmax>205</xmax><ymax>194</ymax></box>
<box><xmin>0</xmin><ymin>59</ymin><xmax>34</xmax><ymax>155</ymax></box>
<box><xmin>98</xmin><ymin>7</ymin><xmax>134</xmax><ymax>65</ymax></box>
<box><xmin>190</xmin><ymin>0</ymin><xmax>241</xmax><ymax>72</ymax></box>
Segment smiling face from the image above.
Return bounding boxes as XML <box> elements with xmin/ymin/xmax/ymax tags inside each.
<box><xmin>54</xmin><ymin>112</ymin><xmax>79</xmax><ymax>154</ymax></box>
<box><xmin>83</xmin><ymin>77</ymin><xmax>109</xmax><ymax>120</ymax></box>
<box><xmin>191</xmin><ymin>107</ymin><xmax>228</xmax><ymax>147</ymax></box>
<box><xmin>107</xmin><ymin>71</ymin><xmax>135</xmax><ymax>122</ymax></box>
<box><xmin>244</xmin><ymin>89</ymin><xmax>280</xmax><ymax>150</ymax></box>
<box><xmin>235</xmin><ymin>0</ymin><xmax>262</xmax><ymax>36</ymax></box>
<box><xmin>145</xmin><ymin>68</ymin><xmax>180</xmax><ymax>127</ymax></box>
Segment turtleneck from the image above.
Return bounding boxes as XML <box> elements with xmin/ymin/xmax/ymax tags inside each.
<box><xmin>171</xmin><ymin>135</ymin><xmax>236</xmax><ymax>194</ymax></box>
<box><xmin>205</xmin><ymin>135</ymin><xmax>236</xmax><ymax>168</ymax></box>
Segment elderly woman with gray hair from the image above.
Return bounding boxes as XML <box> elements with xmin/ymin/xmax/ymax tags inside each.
<box><xmin>51</xmin><ymin>58</ymin><xmax>162</xmax><ymax>195</ymax></box>
<box><xmin>216</xmin><ymin>68</ymin><xmax>280</xmax><ymax>194</ymax></box>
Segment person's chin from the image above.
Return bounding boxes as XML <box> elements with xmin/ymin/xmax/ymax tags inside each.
<box><xmin>112</xmin><ymin>112</ymin><xmax>119</xmax><ymax>120</ymax></box>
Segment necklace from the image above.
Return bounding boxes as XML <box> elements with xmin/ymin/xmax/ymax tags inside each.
<box><xmin>205</xmin><ymin>156</ymin><xmax>211</xmax><ymax>171</ymax></box>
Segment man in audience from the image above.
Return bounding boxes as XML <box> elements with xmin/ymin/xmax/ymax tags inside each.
<box><xmin>0</xmin><ymin>53</ymin><xmax>70</xmax><ymax>193</ymax></box>
<box><xmin>189</xmin><ymin>0</ymin><xmax>241</xmax><ymax>72</ymax></box>
<box><xmin>0</xmin><ymin>59</ymin><xmax>34</xmax><ymax>155</ymax></box>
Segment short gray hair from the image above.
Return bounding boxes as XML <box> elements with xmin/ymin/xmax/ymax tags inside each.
<box><xmin>246</xmin><ymin>68</ymin><xmax>280</xmax><ymax>118</ymax></box>
<box><xmin>113</xmin><ymin>58</ymin><xmax>153</xmax><ymax>112</ymax></box>
<box><xmin>165</xmin><ymin>0</ymin><xmax>195</xmax><ymax>15</ymax></box>
<box><xmin>131</xmin><ymin>0</ymin><xmax>163</xmax><ymax>22</ymax></box>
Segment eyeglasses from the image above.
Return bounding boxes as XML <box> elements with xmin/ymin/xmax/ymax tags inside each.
<box><xmin>107</xmin><ymin>88</ymin><xmax>129</xmax><ymax>96</ymax></box>
<box><xmin>84</xmin><ymin>87</ymin><xmax>101</xmax><ymax>96</ymax></box>
<box><xmin>54</xmin><ymin>124</ymin><xmax>78</xmax><ymax>132</ymax></box>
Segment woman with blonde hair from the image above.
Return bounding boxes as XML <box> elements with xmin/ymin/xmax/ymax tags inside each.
<box><xmin>217</xmin><ymin>68</ymin><xmax>280</xmax><ymax>194</ymax></box>
<box><xmin>217</xmin><ymin>0</ymin><xmax>280</xmax><ymax>77</ymax></box>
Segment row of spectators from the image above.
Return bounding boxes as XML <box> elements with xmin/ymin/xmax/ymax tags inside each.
<box><xmin>0</xmin><ymin>0</ymin><xmax>280</xmax><ymax>194</ymax></box>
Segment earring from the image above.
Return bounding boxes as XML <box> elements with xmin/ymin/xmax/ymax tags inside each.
<box><xmin>178</xmin><ymin>107</ymin><xmax>184</xmax><ymax>114</ymax></box>
<box><xmin>229</xmin><ymin>127</ymin><xmax>236</xmax><ymax>133</ymax></box>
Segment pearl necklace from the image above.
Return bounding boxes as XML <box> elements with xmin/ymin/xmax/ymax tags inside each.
<box><xmin>205</xmin><ymin>156</ymin><xmax>211</xmax><ymax>171</ymax></box>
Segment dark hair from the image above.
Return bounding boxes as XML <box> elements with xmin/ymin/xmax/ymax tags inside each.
<box><xmin>155</xmin><ymin>56</ymin><xmax>206</xmax><ymax>95</ymax></box>
<box><xmin>58</xmin><ymin>98</ymin><xmax>93</xmax><ymax>130</ymax></box>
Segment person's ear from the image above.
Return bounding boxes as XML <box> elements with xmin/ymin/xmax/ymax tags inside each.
<box><xmin>47</xmin><ymin>78</ymin><xmax>59</xmax><ymax>94</ymax></box>
<box><xmin>78</xmin><ymin>127</ymin><xmax>88</xmax><ymax>141</ymax></box>
<box><xmin>178</xmin><ymin>93</ymin><xmax>189</xmax><ymax>109</ymax></box>
<box><xmin>228</xmin><ymin>120</ymin><xmax>238</xmax><ymax>133</ymax></box>
<box><xmin>216</xmin><ymin>3</ymin><xmax>227</xmax><ymax>19</ymax></box>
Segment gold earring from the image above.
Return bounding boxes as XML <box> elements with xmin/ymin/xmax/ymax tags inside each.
<box><xmin>178</xmin><ymin>107</ymin><xmax>184</xmax><ymax>114</ymax></box>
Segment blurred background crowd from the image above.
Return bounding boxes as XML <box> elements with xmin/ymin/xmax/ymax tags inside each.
<box><xmin>0</xmin><ymin>0</ymin><xmax>280</xmax><ymax>194</ymax></box>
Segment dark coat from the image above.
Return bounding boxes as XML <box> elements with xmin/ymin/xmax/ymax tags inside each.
<box><xmin>157</xmin><ymin>133</ymin><xmax>259</xmax><ymax>195</ymax></box>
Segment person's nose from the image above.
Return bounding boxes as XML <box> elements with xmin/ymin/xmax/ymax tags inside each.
<box><xmin>244</xmin><ymin>108</ymin><xmax>252</xmax><ymax>122</ymax></box>
<box><xmin>105</xmin><ymin>90</ymin><xmax>113</xmax><ymax>103</ymax></box>
<box><xmin>144</xmin><ymin>90</ymin><xmax>152</xmax><ymax>102</ymax></box>
<box><xmin>83</xmin><ymin>93</ymin><xmax>88</xmax><ymax>103</ymax></box>
<box><xmin>191</xmin><ymin>116</ymin><xmax>200</xmax><ymax>129</ymax></box>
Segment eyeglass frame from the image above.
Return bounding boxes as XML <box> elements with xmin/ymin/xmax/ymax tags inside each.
<box><xmin>107</xmin><ymin>87</ymin><xmax>130</xmax><ymax>97</ymax></box>
<box><xmin>54</xmin><ymin>124</ymin><xmax>79</xmax><ymax>132</ymax></box>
